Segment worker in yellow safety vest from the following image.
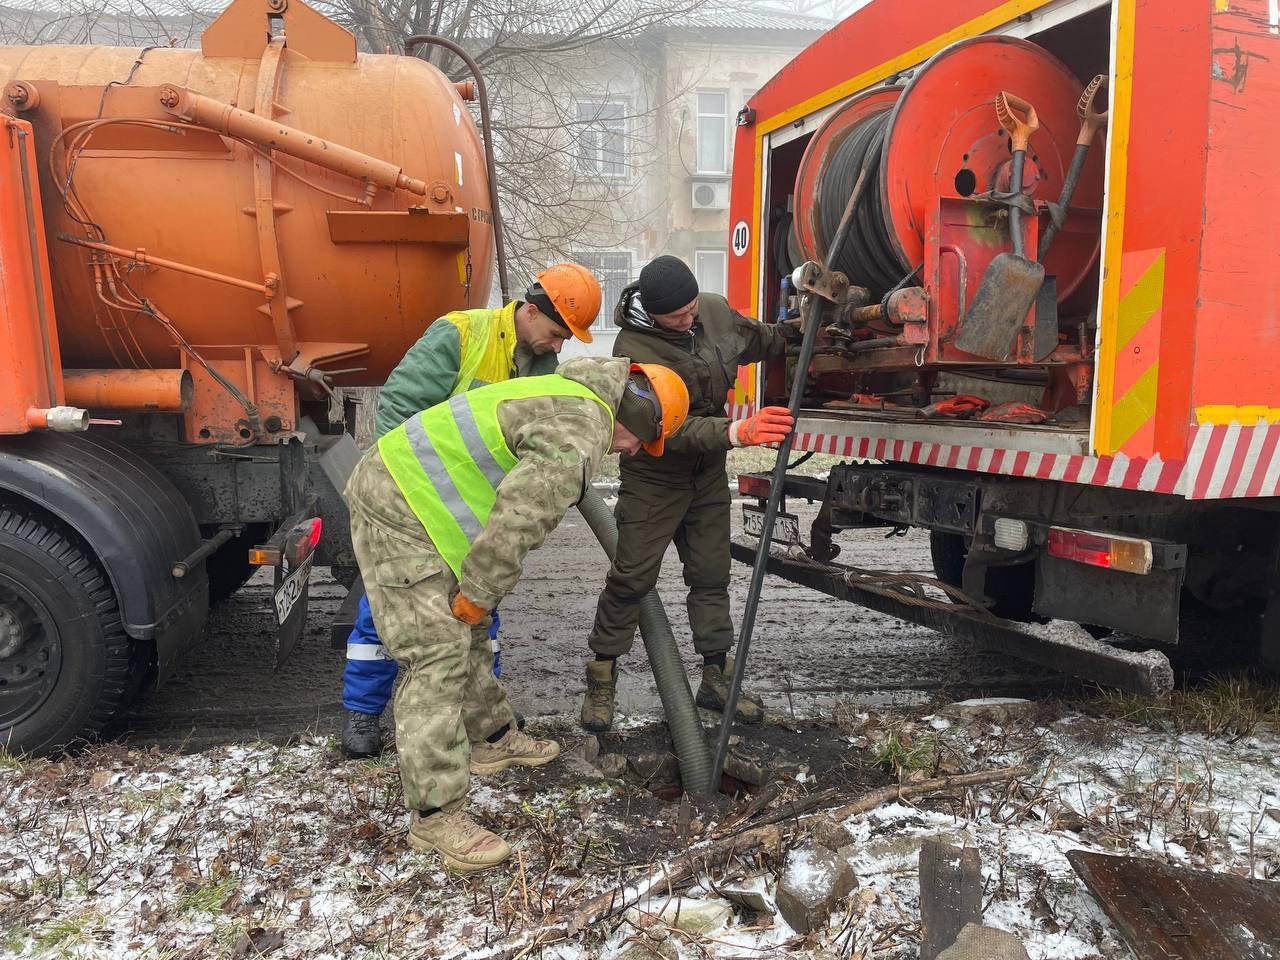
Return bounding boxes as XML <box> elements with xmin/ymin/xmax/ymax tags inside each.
<box><xmin>342</xmin><ymin>264</ymin><xmax>601</xmax><ymax>759</ymax></box>
<box><xmin>345</xmin><ymin>356</ymin><xmax>689</xmax><ymax>870</ymax></box>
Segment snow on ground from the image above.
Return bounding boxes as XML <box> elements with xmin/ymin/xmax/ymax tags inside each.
<box><xmin>2</xmin><ymin>694</ymin><xmax>1279</xmax><ymax>959</ymax></box>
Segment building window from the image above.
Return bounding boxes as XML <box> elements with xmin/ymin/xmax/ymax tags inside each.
<box><xmin>694</xmin><ymin>249</ymin><xmax>727</xmax><ymax>297</ymax></box>
<box><xmin>575</xmin><ymin>100</ymin><xmax>628</xmax><ymax>179</ymax></box>
<box><xmin>572</xmin><ymin>251</ymin><xmax>634</xmax><ymax>329</ymax></box>
<box><xmin>696</xmin><ymin>91</ymin><xmax>728</xmax><ymax>174</ymax></box>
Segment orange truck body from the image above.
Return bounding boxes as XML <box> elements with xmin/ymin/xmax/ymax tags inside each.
<box><xmin>729</xmin><ymin>0</ymin><xmax>1280</xmax><ymax>501</ymax></box>
<box><xmin>0</xmin><ymin>115</ymin><xmax>63</xmax><ymax>434</ymax></box>
<box><xmin>0</xmin><ymin>0</ymin><xmax>499</xmax><ymax>754</ymax></box>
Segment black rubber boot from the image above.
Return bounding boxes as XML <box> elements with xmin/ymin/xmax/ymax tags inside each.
<box><xmin>341</xmin><ymin>709</ymin><xmax>384</xmax><ymax>759</ymax></box>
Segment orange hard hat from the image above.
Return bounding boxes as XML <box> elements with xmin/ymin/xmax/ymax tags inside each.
<box><xmin>533</xmin><ymin>263</ymin><xmax>602</xmax><ymax>343</ymax></box>
<box><xmin>628</xmin><ymin>362</ymin><xmax>690</xmax><ymax>456</ymax></box>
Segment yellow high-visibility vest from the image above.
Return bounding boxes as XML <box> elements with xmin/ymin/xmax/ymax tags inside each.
<box><xmin>448</xmin><ymin>302</ymin><xmax>519</xmax><ymax>393</ymax></box>
<box><xmin>378</xmin><ymin>375</ymin><xmax>612</xmax><ymax>577</ymax></box>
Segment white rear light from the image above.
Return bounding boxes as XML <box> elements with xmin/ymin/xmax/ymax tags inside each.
<box><xmin>992</xmin><ymin>517</ymin><xmax>1029</xmax><ymax>551</ymax></box>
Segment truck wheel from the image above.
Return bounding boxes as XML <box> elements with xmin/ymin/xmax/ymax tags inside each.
<box><xmin>929</xmin><ymin>530</ymin><xmax>1037</xmax><ymax>622</ymax></box>
<box><xmin>0</xmin><ymin>505</ymin><xmax>129</xmax><ymax>755</ymax></box>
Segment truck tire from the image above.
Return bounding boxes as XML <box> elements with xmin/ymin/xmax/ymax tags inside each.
<box><xmin>0</xmin><ymin>504</ymin><xmax>130</xmax><ymax>755</ymax></box>
<box><xmin>929</xmin><ymin>530</ymin><xmax>1037</xmax><ymax>621</ymax></box>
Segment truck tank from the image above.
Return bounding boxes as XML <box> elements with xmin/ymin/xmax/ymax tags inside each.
<box><xmin>0</xmin><ymin>0</ymin><xmax>503</xmax><ymax>754</ymax></box>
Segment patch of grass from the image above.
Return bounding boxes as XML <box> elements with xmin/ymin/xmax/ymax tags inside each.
<box><xmin>175</xmin><ymin>877</ymin><xmax>238</xmax><ymax>915</ymax></box>
<box><xmin>35</xmin><ymin>909</ymin><xmax>105</xmax><ymax>951</ymax></box>
<box><xmin>871</xmin><ymin>729</ymin><xmax>939</xmax><ymax>781</ymax></box>
<box><xmin>2</xmin><ymin>927</ymin><xmax>29</xmax><ymax>953</ymax></box>
<box><xmin>120</xmin><ymin>782</ymin><xmax>183</xmax><ymax>813</ymax></box>
<box><xmin>1089</xmin><ymin>675</ymin><xmax>1280</xmax><ymax>740</ymax></box>
<box><xmin>0</xmin><ymin>748</ymin><xmax>35</xmax><ymax>772</ymax></box>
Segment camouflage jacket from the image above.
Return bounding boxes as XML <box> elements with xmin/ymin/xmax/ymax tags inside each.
<box><xmin>353</xmin><ymin>356</ymin><xmax>626</xmax><ymax>610</ymax></box>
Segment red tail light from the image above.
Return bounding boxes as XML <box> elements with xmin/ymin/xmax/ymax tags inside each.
<box><xmin>294</xmin><ymin>518</ymin><xmax>322</xmax><ymax>565</ymax></box>
<box><xmin>738</xmin><ymin>474</ymin><xmax>771</xmax><ymax>498</ymax></box>
<box><xmin>1046</xmin><ymin>527</ymin><xmax>1152</xmax><ymax>575</ymax></box>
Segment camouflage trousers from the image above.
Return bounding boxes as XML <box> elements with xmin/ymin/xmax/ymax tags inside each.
<box><xmin>346</xmin><ymin>451</ymin><xmax>516</xmax><ymax>812</ymax></box>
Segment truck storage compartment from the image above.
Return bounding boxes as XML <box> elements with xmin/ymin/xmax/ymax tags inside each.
<box><xmin>756</xmin><ymin>6</ymin><xmax>1112</xmax><ymax>436</ymax></box>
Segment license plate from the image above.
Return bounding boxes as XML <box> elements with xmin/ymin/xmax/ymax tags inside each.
<box><xmin>274</xmin><ymin>554</ymin><xmax>313</xmax><ymax>624</ymax></box>
<box><xmin>743</xmin><ymin>506</ymin><xmax>800</xmax><ymax>545</ymax></box>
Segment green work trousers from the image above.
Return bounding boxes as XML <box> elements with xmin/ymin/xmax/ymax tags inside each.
<box><xmin>588</xmin><ymin>461</ymin><xmax>733</xmax><ymax>658</ymax></box>
<box><xmin>346</xmin><ymin>453</ymin><xmax>516</xmax><ymax>813</ymax></box>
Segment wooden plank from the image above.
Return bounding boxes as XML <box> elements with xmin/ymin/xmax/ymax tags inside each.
<box><xmin>1067</xmin><ymin>851</ymin><xmax>1280</xmax><ymax>960</ymax></box>
<box><xmin>919</xmin><ymin>840</ymin><xmax>982</xmax><ymax>960</ymax></box>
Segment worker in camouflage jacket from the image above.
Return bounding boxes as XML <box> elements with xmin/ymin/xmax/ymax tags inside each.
<box><xmin>582</xmin><ymin>255</ymin><xmax>799</xmax><ymax>732</ymax></box>
<box><xmin>345</xmin><ymin>356</ymin><xmax>689</xmax><ymax>871</ymax></box>
<box><xmin>341</xmin><ymin>264</ymin><xmax>601</xmax><ymax>760</ymax></box>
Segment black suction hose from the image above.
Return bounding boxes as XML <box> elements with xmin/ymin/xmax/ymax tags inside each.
<box><xmin>577</xmin><ymin>487</ymin><xmax>714</xmax><ymax>795</ymax></box>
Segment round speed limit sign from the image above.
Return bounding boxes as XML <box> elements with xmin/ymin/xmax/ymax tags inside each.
<box><xmin>731</xmin><ymin>220</ymin><xmax>750</xmax><ymax>257</ymax></box>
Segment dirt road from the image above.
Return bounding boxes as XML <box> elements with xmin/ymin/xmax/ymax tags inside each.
<box><xmin>111</xmin><ymin>497</ymin><xmax>1061</xmax><ymax>750</ymax></box>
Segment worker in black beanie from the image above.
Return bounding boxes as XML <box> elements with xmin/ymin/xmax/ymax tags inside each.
<box><xmin>638</xmin><ymin>255</ymin><xmax>701</xmax><ymax>315</ymax></box>
<box><xmin>580</xmin><ymin>254</ymin><xmax>803</xmax><ymax>733</ymax></box>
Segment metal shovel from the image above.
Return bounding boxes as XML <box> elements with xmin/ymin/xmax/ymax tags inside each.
<box><xmin>955</xmin><ymin>91</ymin><xmax>1046</xmax><ymax>362</ymax></box>
<box><xmin>1038</xmin><ymin>74</ymin><xmax>1108</xmax><ymax>259</ymax></box>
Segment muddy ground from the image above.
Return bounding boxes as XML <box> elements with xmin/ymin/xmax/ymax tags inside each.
<box><xmin>109</xmin><ymin>496</ymin><xmax>1067</xmax><ymax>751</ymax></box>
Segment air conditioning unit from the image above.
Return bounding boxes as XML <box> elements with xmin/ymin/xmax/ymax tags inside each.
<box><xmin>691</xmin><ymin>180</ymin><xmax>730</xmax><ymax>211</ymax></box>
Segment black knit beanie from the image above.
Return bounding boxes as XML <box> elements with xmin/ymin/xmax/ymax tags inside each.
<box><xmin>639</xmin><ymin>256</ymin><xmax>699</xmax><ymax>316</ymax></box>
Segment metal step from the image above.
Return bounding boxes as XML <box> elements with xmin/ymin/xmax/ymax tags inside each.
<box><xmin>728</xmin><ymin>540</ymin><xmax>1174</xmax><ymax>697</ymax></box>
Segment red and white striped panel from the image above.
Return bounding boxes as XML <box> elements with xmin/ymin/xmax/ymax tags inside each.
<box><xmin>729</xmin><ymin>406</ymin><xmax>1280</xmax><ymax>501</ymax></box>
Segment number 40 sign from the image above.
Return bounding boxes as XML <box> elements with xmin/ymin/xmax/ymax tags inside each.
<box><xmin>731</xmin><ymin>220</ymin><xmax>750</xmax><ymax>257</ymax></box>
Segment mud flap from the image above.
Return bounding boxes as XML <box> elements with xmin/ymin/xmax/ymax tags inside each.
<box><xmin>250</xmin><ymin>511</ymin><xmax>321</xmax><ymax>668</ymax></box>
<box><xmin>272</xmin><ymin>552</ymin><xmax>313</xmax><ymax>669</ymax></box>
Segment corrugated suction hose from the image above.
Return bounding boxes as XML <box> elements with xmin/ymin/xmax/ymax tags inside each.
<box><xmin>577</xmin><ymin>487</ymin><xmax>714</xmax><ymax>796</ymax></box>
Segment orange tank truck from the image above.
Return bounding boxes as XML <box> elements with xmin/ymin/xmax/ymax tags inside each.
<box><xmin>0</xmin><ymin>0</ymin><xmax>499</xmax><ymax>753</ymax></box>
<box><xmin>728</xmin><ymin>0</ymin><xmax>1280</xmax><ymax>692</ymax></box>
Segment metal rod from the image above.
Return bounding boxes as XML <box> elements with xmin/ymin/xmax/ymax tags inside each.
<box><xmin>404</xmin><ymin>35</ymin><xmax>510</xmax><ymax>302</ymax></box>
<box><xmin>158</xmin><ymin>85</ymin><xmax>427</xmax><ymax>197</ymax></box>
<box><xmin>16</xmin><ymin>127</ymin><xmax>58</xmax><ymax>404</ymax></box>
<box><xmin>172</xmin><ymin>526</ymin><xmax>240</xmax><ymax>578</ymax></box>
<box><xmin>58</xmin><ymin>235</ymin><xmax>270</xmax><ymax>295</ymax></box>
<box><xmin>709</xmin><ymin>292</ymin><xmax>821</xmax><ymax>785</ymax></box>
<box><xmin>709</xmin><ymin>165</ymin><xmax>873</xmax><ymax>788</ymax></box>
<box><xmin>845</xmin><ymin>335</ymin><xmax>902</xmax><ymax>352</ymax></box>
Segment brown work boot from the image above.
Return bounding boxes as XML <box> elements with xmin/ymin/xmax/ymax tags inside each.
<box><xmin>408</xmin><ymin>806</ymin><xmax>511</xmax><ymax>873</ymax></box>
<box><xmin>469</xmin><ymin>727</ymin><xmax>561</xmax><ymax>775</ymax></box>
<box><xmin>696</xmin><ymin>656</ymin><xmax>764</xmax><ymax>724</ymax></box>
<box><xmin>580</xmin><ymin>659</ymin><xmax>617</xmax><ymax>732</ymax></box>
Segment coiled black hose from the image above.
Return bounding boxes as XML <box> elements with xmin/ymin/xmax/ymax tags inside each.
<box><xmin>814</xmin><ymin>110</ymin><xmax>907</xmax><ymax>298</ymax></box>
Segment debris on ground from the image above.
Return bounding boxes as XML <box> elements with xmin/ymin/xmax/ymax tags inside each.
<box><xmin>918</xmin><ymin>840</ymin><xmax>982</xmax><ymax>959</ymax></box>
<box><xmin>776</xmin><ymin>843</ymin><xmax>858</xmax><ymax>934</ymax></box>
<box><xmin>936</xmin><ymin>923</ymin><xmax>1031</xmax><ymax>960</ymax></box>
<box><xmin>2</xmin><ymin>690</ymin><xmax>1279</xmax><ymax>959</ymax></box>
<box><xmin>1068</xmin><ymin>850</ymin><xmax>1280</xmax><ymax>960</ymax></box>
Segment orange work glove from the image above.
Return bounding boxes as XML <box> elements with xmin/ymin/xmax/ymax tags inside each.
<box><xmin>451</xmin><ymin>592</ymin><xmax>486</xmax><ymax>625</ymax></box>
<box><xmin>729</xmin><ymin>406</ymin><xmax>795</xmax><ymax>447</ymax></box>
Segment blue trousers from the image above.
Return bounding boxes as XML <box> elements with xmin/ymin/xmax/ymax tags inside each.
<box><xmin>343</xmin><ymin>592</ymin><xmax>501</xmax><ymax>715</ymax></box>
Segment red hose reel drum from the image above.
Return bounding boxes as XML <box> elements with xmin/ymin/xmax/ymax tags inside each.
<box><xmin>794</xmin><ymin>35</ymin><xmax>1103</xmax><ymax>302</ymax></box>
